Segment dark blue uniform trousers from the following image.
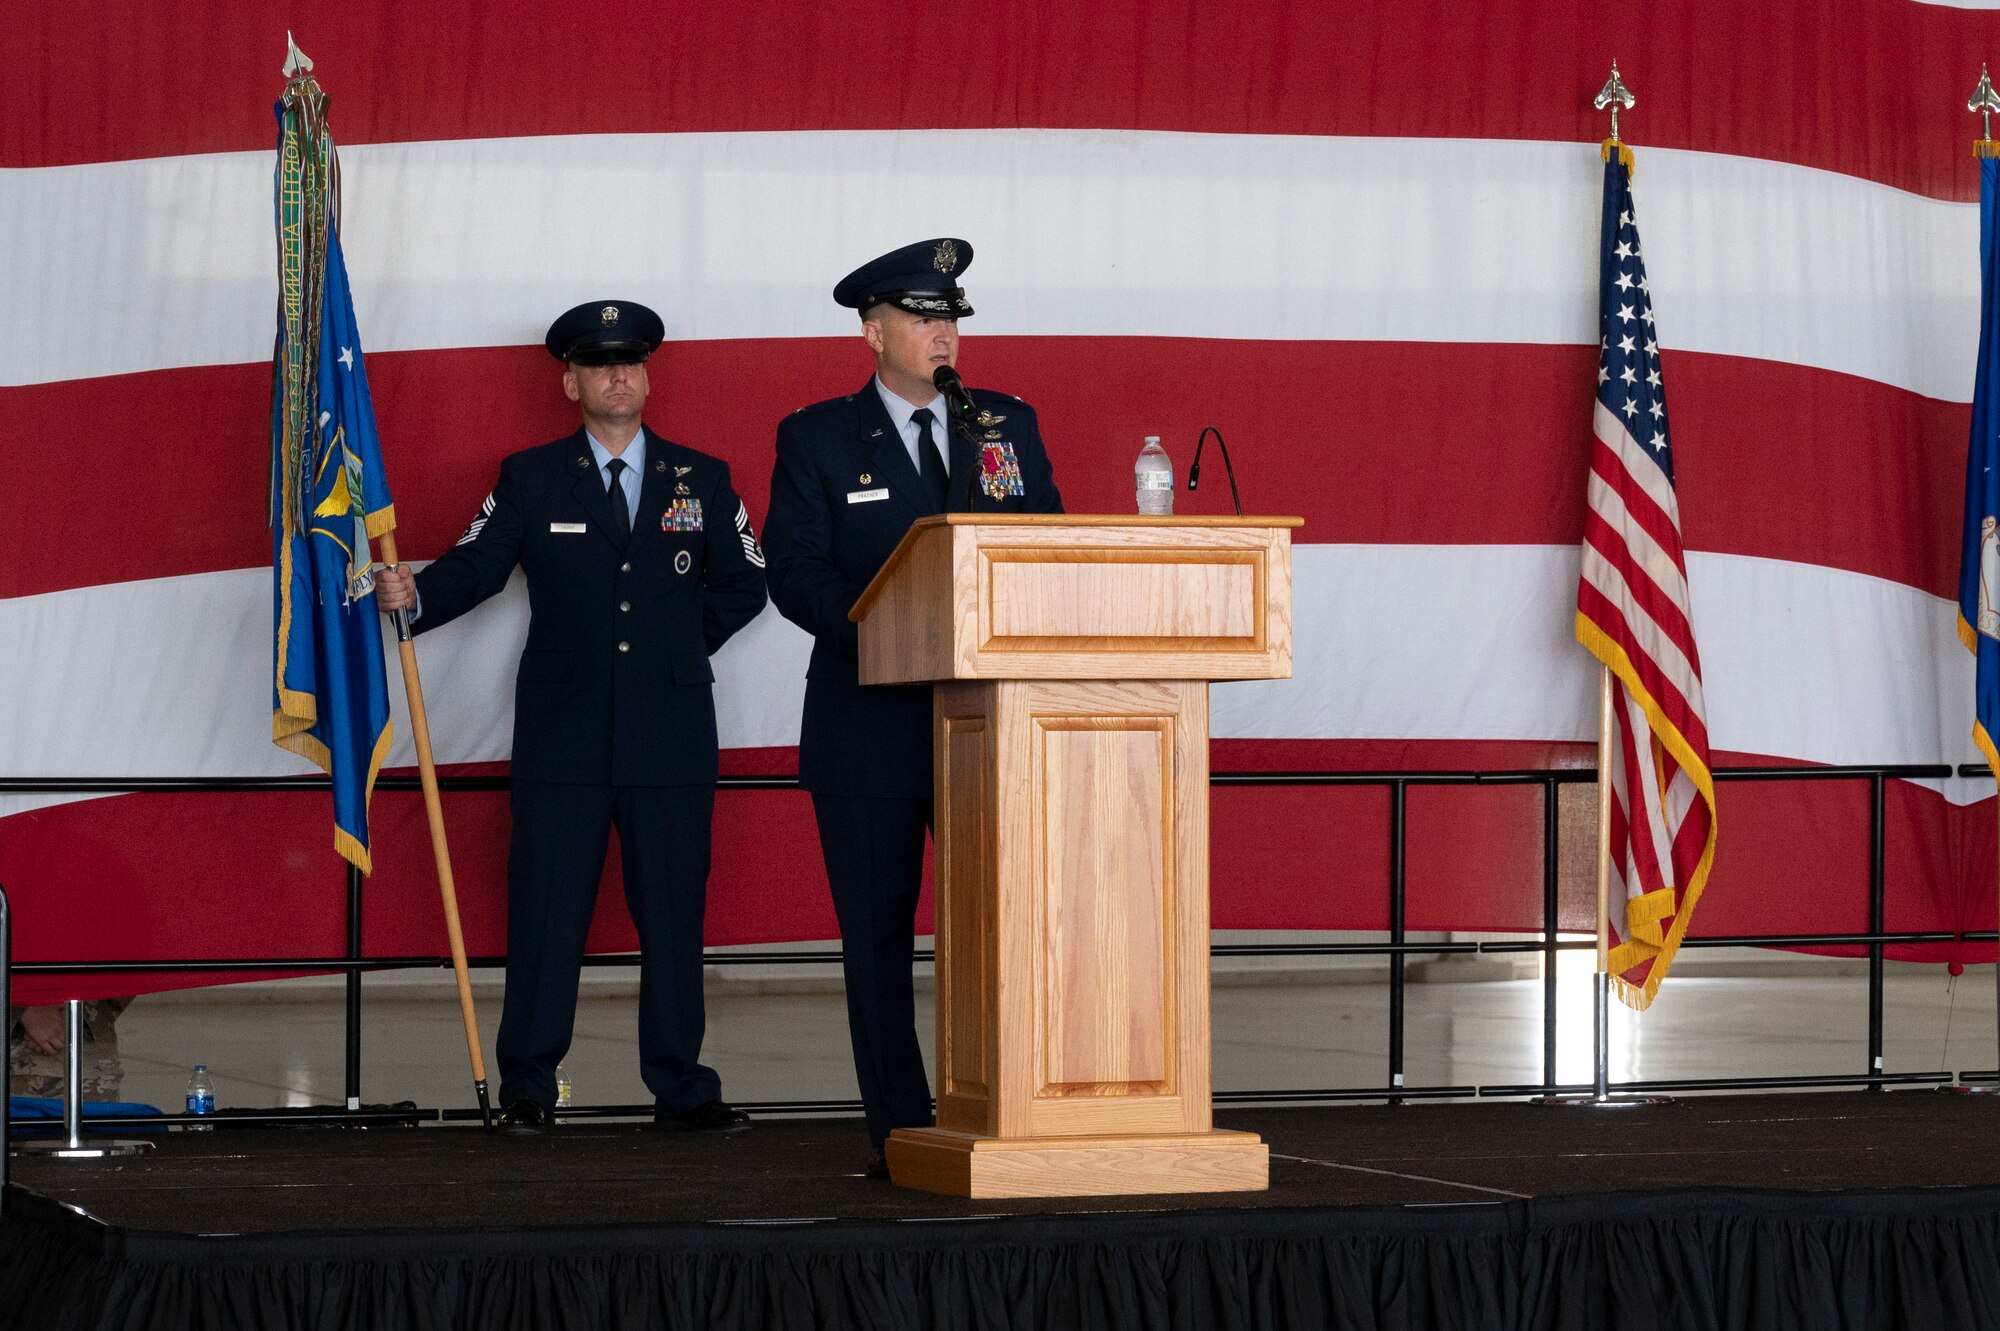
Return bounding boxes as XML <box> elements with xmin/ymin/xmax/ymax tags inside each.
<box><xmin>812</xmin><ymin>794</ymin><xmax>937</xmax><ymax>1148</ymax></box>
<box><xmin>497</xmin><ymin>780</ymin><xmax>721</xmax><ymax>1115</ymax></box>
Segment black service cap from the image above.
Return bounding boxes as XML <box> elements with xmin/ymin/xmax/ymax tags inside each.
<box><xmin>544</xmin><ymin>300</ymin><xmax>664</xmax><ymax>364</ymax></box>
<box><xmin>833</xmin><ymin>238</ymin><xmax>974</xmax><ymax>319</ymax></box>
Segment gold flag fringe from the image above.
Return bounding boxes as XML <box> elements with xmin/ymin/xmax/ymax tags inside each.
<box><xmin>1601</xmin><ymin>138</ymin><xmax>1635</xmax><ymax>172</ymax></box>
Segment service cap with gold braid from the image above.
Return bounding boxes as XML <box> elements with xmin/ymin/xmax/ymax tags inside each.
<box><xmin>833</xmin><ymin>238</ymin><xmax>974</xmax><ymax>319</ymax></box>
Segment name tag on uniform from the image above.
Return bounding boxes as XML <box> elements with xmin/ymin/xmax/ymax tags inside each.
<box><xmin>550</xmin><ymin>522</ymin><xmax>587</xmax><ymax>533</ymax></box>
<box><xmin>847</xmin><ymin>488</ymin><xmax>890</xmax><ymax>504</ymax></box>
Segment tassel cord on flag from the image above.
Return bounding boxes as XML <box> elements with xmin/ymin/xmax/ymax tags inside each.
<box><xmin>377</xmin><ymin>532</ymin><xmax>492</xmax><ymax>1130</ymax></box>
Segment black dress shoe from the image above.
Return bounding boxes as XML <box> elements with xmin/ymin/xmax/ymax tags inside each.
<box><xmin>864</xmin><ymin>1148</ymin><xmax>891</xmax><ymax>1180</ymax></box>
<box><xmin>498</xmin><ymin>1100</ymin><xmax>552</xmax><ymax>1136</ymax></box>
<box><xmin>655</xmin><ymin>1099</ymin><xmax>751</xmax><ymax>1135</ymax></box>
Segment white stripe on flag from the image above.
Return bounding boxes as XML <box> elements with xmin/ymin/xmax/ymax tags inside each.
<box><xmin>2</xmin><ymin>133</ymin><xmax>1978</xmax><ymax>396</ymax></box>
<box><xmin>2</xmin><ymin>546</ymin><xmax>1984</xmax><ymax>826</ymax></box>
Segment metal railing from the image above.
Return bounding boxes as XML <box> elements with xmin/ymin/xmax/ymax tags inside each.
<box><xmin>0</xmin><ymin>762</ymin><xmax>1983</xmax><ymax>1129</ymax></box>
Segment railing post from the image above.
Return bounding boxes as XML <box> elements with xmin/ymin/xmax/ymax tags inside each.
<box><xmin>1868</xmin><ymin>773</ymin><xmax>1886</xmax><ymax>1091</ymax></box>
<box><xmin>1542</xmin><ymin>777</ymin><xmax>1561</xmax><ymax>1093</ymax></box>
<box><xmin>1388</xmin><ymin>780</ymin><xmax>1407</xmax><ymax>1105</ymax></box>
<box><xmin>1</xmin><ymin>880</ymin><xmax>9</xmax><ymax>1211</ymax></box>
<box><xmin>346</xmin><ymin>862</ymin><xmax>363</xmax><ymax>1112</ymax></box>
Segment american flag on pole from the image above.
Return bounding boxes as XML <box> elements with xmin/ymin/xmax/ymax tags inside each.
<box><xmin>1575</xmin><ymin>140</ymin><xmax>1719</xmax><ymax>1011</ymax></box>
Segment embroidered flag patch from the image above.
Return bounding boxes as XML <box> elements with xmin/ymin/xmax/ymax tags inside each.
<box><xmin>662</xmin><ymin>497</ymin><xmax>703</xmax><ymax>532</ymax></box>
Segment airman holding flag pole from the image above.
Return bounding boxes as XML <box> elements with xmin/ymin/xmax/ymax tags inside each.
<box><xmin>270</xmin><ymin>36</ymin><xmax>492</xmax><ymax>1128</ymax></box>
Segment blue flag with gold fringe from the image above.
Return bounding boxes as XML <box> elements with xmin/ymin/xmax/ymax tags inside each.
<box><xmin>1959</xmin><ymin>154</ymin><xmax>2000</xmax><ymax>780</ymax></box>
<box><xmin>270</xmin><ymin>73</ymin><xmax>395</xmax><ymax>872</ymax></box>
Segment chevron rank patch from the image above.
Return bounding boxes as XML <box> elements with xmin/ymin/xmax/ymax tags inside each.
<box><xmin>734</xmin><ymin>500</ymin><xmax>765</xmax><ymax>568</ymax></box>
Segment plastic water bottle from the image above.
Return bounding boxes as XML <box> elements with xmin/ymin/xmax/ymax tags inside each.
<box><xmin>1135</xmin><ymin>436</ymin><xmax>1173</xmax><ymax>515</ymax></box>
<box><xmin>185</xmin><ymin>1064</ymin><xmax>216</xmax><ymax>1130</ymax></box>
<box><xmin>556</xmin><ymin>1063</ymin><xmax>573</xmax><ymax>1109</ymax></box>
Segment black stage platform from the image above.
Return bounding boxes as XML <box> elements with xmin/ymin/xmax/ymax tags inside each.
<box><xmin>7</xmin><ymin>1093</ymin><xmax>2000</xmax><ymax>1329</ymax></box>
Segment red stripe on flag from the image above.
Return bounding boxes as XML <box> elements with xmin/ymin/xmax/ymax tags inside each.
<box><xmin>1577</xmin><ymin>585</ymin><xmax>1709</xmax><ymax>751</ymax></box>
<box><xmin>0</xmin><ymin>342</ymin><xmax>1970</xmax><ymax>600</ymax></box>
<box><xmin>3</xmin><ymin>0</ymin><xmax>1990</xmax><ymax>200</ymax></box>
<box><xmin>1587</xmin><ymin>445</ymin><xmax>1694</xmax><ymax>585</ymax></box>
<box><xmin>1581</xmin><ymin>508</ymin><xmax>1699</xmax><ymax>652</ymax></box>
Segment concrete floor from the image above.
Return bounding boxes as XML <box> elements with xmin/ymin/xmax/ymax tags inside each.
<box><xmin>57</xmin><ymin>952</ymin><xmax>2000</xmax><ymax>1119</ymax></box>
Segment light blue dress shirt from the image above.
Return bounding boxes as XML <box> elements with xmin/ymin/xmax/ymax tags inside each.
<box><xmin>587</xmin><ymin>429</ymin><xmax>647</xmax><ymax>517</ymax></box>
<box><xmin>873</xmin><ymin>376</ymin><xmax>950</xmax><ymax>481</ymax></box>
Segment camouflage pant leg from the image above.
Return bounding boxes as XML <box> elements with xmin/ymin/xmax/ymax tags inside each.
<box><xmin>8</xmin><ymin>998</ymin><xmax>131</xmax><ymax>1101</ymax></box>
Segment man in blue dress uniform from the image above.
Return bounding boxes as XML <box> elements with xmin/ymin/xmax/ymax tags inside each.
<box><xmin>763</xmin><ymin>240</ymin><xmax>1063</xmax><ymax>1173</ymax></box>
<box><xmin>376</xmin><ymin>301</ymin><xmax>767</xmax><ymax>1137</ymax></box>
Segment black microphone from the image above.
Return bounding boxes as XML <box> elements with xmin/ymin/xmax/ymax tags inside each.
<box><xmin>1188</xmin><ymin>426</ymin><xmax>1243</xmax><ymax>516</ymax></box>
<box><xmin>933</xmin><ymin>365</ymin><xmax>983</xmax><ymax>510</ymax></box>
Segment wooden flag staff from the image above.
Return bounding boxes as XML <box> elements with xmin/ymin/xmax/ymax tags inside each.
<box><xmin>376</xmin><ymin>535</ymin><xmax>492</xmax><ymax>1129</ymax></box>
<box><xmin>281</xmin><ymin>32</ymin><xmax>491</xmax><ymax>1129</ymax></box>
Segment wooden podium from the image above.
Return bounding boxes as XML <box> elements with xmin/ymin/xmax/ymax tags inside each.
<box><xmin>850</xmin><ymin>515</ymin><xmax>1300</xmax><ymax>1198</ymax></box>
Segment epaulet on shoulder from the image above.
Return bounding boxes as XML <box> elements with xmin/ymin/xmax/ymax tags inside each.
<box><xmin>790</xmin><ymin>396</ymin><xmax>850</xmax><ymax>418</ymax></box>
<box><xmin>664</xmin><ymin>441</ymin><xmax>725</xmax><ymax>471</ymax></box>
<box><xmin>969</xmin><ymin>387</ymin><xmax>1026</xmax><ymax>405</ymax></box>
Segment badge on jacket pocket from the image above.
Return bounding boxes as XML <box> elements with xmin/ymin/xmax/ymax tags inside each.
<box><xmin>662</xmin><ymin>498</ymin><xmax>704</xmax><ymax>532</ymax></box>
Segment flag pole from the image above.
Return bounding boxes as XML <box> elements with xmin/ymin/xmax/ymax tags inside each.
<box><xmin>378</xmin><ymin>532</ymin><xmax>493</xmax><ymax>1130</ymax></box>
<box><xmin>1594</xmin><ymin>665</ymin><xmax>1614</xmax><ymax>1102</ymax></box>
<box><xmin>1964</xmin><ymin>66</ymin><xmax>2000</xmax><ymax>1096</ymax></box>
<box><xmin>1542</xmin><ymin>64</ymin><xmax>1670</xmax><ymax>1110</ymax></box>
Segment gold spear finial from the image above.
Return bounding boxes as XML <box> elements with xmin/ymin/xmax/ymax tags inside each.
<box><xmin>1972</xmin><ymin>64</ymin><xmax>2000</xmax><ymax>153</ymax></box>
<box><xmin>1595</xmin><ymin>61</ymin><xmax>1636</xmax><ymax>145</ymax></box>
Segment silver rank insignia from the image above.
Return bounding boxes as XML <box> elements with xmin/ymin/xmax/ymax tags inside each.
<box><xmin>934</xmin><ymin>239</ymin><xmax>958</xmax><ymax>274</ymax></box>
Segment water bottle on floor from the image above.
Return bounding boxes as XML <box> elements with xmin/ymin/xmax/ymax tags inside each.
<box><xmin>1135</xmin><ymin>436</ymin><xmax>1173</xmax><ymax>515</ymax></box>
<box><xmin>556</xmin><ymin>1063</ymin><xmax>573</xmax><ymax>1109</ymax></box>
<box><xmin>185</xmin><ymin>1064</ymin><xmax>216</xmax><ymax>1130</ymax></box>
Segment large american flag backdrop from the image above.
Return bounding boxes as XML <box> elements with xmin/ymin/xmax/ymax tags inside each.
<box><xmin>5</xmin><ymin>0</ymin><xmax>1999</xmax><ymax>1002</ymax></box>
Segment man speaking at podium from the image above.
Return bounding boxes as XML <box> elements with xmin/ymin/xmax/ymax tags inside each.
<box><xmin>764</xmin><ymin>239</ymin><xmax>1063</xmax><ymax>1174</ymax></box>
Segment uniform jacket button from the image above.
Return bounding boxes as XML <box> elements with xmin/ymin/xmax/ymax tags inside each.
<box><xmin>620</xmin><ymin>562</ymin><xmax>631</xmax><ymax>573</ymax></box>
<box><xmin>619</xmin><ymin>601</ymin><xmax>631</xmax><ymax>612</ymax></box>
<box><xmin>618</xmin><ymin>641</ymin><xmax>630</xmax><ymax>653</ymax></box>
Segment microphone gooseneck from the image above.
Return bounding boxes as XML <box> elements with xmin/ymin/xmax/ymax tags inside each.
<box><xmin>1187</xmin><ymin>426</ymin><xmax>1244</xmax><ymax>517</ymax></box>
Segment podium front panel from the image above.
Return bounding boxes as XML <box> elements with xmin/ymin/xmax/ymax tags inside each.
<box><xmin>932</xmin><ymin>679</ymin><xmax>1214</xmax><ymax>1141</ymax></box>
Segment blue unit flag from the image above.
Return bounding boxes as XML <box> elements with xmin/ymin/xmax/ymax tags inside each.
<box><xmin>271</xmin><ymin>79</ymin><xmax>395</xmax><ymax>873</ymax></box>
<box><xmin>1959</xmin><ymin>157</ymin><xmax>2000</xmax><ymax>780</ymax></box>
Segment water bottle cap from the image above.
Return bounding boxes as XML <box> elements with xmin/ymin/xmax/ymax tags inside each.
<box><xmin>1144</xmin><ymin>435</ymin><xmax>1161</xmax><ymax>444</ymax></box>
<box><xmin>194</xmin><ymin>1064</ymin><xmax>207</xmax><ymax>1070</ymax></box>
